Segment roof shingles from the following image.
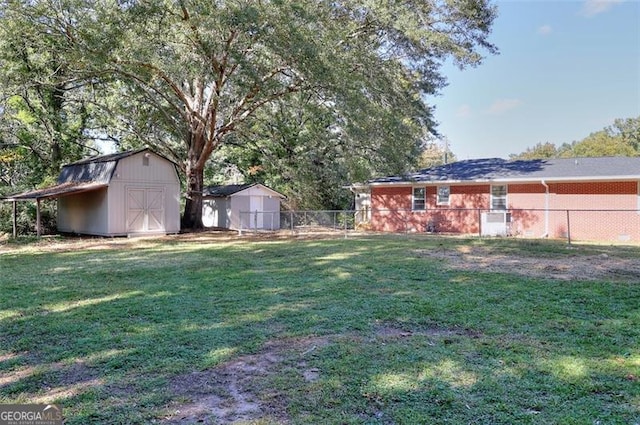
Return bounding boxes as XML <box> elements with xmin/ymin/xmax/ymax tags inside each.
<box><xmin>369</xmin><ymin>157</ymin><xmax>640</xmax><ymax>184</ymax></box>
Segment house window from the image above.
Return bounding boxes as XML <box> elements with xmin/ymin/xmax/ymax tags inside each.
<box><xmin>437</xmin><ymin>186</ymin><xmax>450</xmax><ymax>205</ymax></box>
<box><xmin>491</xmin><ymin>185</ymin><xmax>507</xmax><ymax>210</ymax></box>
<box><xmin>412</xmin><ymin>187</ymin><xmax>426</xmax><ymax>211</ymax></box>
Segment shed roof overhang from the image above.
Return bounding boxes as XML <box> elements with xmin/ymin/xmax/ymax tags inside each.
<box><xmin>3</xmin><ymin>182</ymin><xmax>108</xmax><ymax>202</ymax></box>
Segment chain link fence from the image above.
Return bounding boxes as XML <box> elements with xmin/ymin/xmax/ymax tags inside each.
<box><xmin>238</xmin><ymin>208</ymin><xmax>640</xmax><ymax>244</ymax></box>
<box><xmin>239</xmin><ymin>210</ymin><xmax>357</xmax><ymax>235</ymax></box>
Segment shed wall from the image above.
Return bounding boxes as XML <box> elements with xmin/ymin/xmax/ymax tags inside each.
<box><xmin>107</xmin><ymin>152</ymin><xmax>180</xmax><ymax>235</ymax></box>
<box><xmin>231</xmin><ymin>196</ymin><xmax>250</xmax><ymax>230</ymax></box>
<box><xmin>57</xmin><ymin>188</ymin><xmax>109</xmax><ymax>235</ymax></box>
<box><xmin>204</xmin><ymin>185</ymin><xmax>282</xmax><ymax>230</ymax></box>
<box><xmin>203</xmin><ymin>198</ymin><xmax>231</xmax><ymax>228</ymax></box>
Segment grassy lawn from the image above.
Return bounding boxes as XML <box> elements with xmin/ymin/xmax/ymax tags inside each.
<box><xmin>1</xmin><ymin>234</ymin><xmax>639</xmax><ymax>424</ymax></box>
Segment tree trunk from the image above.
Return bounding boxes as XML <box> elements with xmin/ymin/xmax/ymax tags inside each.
<box><xmin>181</xmin><ymin>160</ymin><xmax>205</xmax><ymax>230</ymax></box>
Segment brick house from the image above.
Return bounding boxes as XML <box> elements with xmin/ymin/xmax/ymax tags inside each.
<box><xmin>353</xmin><ymin>157</ymin><xmax>640</xmax><ymax>242</ymax></box>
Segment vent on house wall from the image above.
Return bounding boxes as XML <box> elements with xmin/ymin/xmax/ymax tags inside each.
<box><xmin>143</xmin><ymin>153</ymin><xmax>150</xmax><ymax>166</ymax></box>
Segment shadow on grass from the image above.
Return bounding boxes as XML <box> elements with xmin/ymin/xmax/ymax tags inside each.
<box><xmin>1</xmin><ymin>236</ymin><xmax>639</xmax><ymax>423</ymax></box>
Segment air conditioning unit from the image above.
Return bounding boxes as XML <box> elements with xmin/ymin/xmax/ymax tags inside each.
<box><xmin>481</xmin><ymin>211</ymin><xmax>511</xmax><ymax>236</ymax></box>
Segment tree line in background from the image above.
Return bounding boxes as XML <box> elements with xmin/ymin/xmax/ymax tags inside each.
<box><xmin>509</xmin><ymin>117</ymin><xmax>640</xmax><ymax>160</ymax></box>
<box><xmin>0</xmin><ymin>0</ymin><xmax>498</xmax><ymax>234</ymax></box>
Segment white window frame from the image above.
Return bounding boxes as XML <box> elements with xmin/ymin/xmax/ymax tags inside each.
<box><xmin>437</xmin><ymin>185</ymin><xmax>450</xmax><ymax>206</ymax></box>
<box><xmin>491</xmin><ymin>184</ymin><xmax>508</xmax><ymax>211</ymax></box>
<box><xmin>412</xmin><ymin>187</ymin><xmax>426</xmax><ymax>211</ymax></box>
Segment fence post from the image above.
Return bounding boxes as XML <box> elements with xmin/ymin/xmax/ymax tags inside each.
<box><xmin>477</xmin><ymin>209</ymin><xmax>482</xmax><ymax>238</ymax></box>
<box><xmin>254</xmin><ymin>210</ymin><xmax>258</xmax><ymax>234</ymax></box>
<box><xmin>566</xmin><ymin>210</ymin><xmax>571</xmax><ymax>244</ymax></box>
<box><xmin>238</xmin><ymin>212</ymin><xmax>243</xmax><ymax>236</ymax></box>
<box><xmin>290</xmin><ymin>210</ymin><xmax>294</xmax><ymax>234</ymax></box>
<box><xmin>344</xmin><ymin>210</ymin><xmax>348</xmax><ymax>238</ymax></box>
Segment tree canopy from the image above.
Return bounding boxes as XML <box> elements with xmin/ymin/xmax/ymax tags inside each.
<box><xmin>1</xmin><ymin>0</ymin><xmax>499</xmax><ymax>230</ymax></box>
<box><xmin>510</xmin><ymin>117</ymin><xmax>640</xmax><ymax>160</ymax></box>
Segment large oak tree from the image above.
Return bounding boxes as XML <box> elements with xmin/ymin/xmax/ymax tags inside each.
<box><xmin>1</xmin><ymin>0</ymin><xmax>498</xmax><ymax>229</ymax></box>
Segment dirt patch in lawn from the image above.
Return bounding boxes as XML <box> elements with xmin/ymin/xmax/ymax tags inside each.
<box><xmin>415</xmin><ymin>245</ymin><xmax>640</xmax><ymax>281</ymax></box>
<box><xmin>161</xmin><ymin>336</ymin><xmax>330</xmax><ymax>425</ymax></box>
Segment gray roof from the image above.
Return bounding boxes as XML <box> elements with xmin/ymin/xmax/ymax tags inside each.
<box><xmin>3</xmin><ymin>182</ymin><xmax>108</xmax><ymax>201</ymax></box>
<box><xmin>203</xmin><ymin>184</ymin><xmax>256</xmax><ymax>197</ymax></box>
<box><xmin>3</xmin><ymin>148</ymin><xmax>170</xmax><ymax>201</ymax></box>
<box><xmin>369</xmin><ymin>157</ymin><xmax>640</xmax><ymax>184</ymax></box>
<box><xmin>57</xmin><ymin>148</ymin><xmax>149</xmax><ymax>184</ymax></box>
<box><xmin>203</xmin><ymin>183</ymin><xmax>285</xmax><ymax>198</ymax></box>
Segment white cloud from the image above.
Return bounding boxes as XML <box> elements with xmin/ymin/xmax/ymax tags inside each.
<box><xmin>581</xmin><ymin>0</ymin><xmax>623</xmax><ymax>17</ymax></box>
<box><xmin>456</xmin><ymin>104</ymin><xmax>472</xmax><ymax>118</ymax></box>
<box><xmin>537</xmin><ymin>24</ymin><xmax>552</xmax><ymax>35</ymax></box>
<box><xmin>485</xmin><ymin>99</ymin><xmax>522</xmax><ymax>115</ymax></box>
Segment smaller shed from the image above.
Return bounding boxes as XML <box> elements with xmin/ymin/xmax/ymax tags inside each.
<box><xmin>202</xmin><ymin>183</ymin><xmax>285</xmax><ymax>230</ymax></box>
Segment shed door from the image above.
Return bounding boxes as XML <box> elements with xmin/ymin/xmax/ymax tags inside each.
<box><xmin>127</xmin><ymin>187</ymin><xmax>165</xmax><ymax>233</ymax></box>
<box><xmin>249</xmin><ymin>196</ymin><xmax>263</xmax><ymax>229</ymax></box>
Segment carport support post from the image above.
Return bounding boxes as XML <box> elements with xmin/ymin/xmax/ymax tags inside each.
<box><xmin>12</xmin><ymin>201</ymin><xmax>17</xmax><ymax>238</ymax></box>
<box><xmin>36</xmin><ymin>198</ymin><xmax>41</xmax><ymax>237</ymax></box>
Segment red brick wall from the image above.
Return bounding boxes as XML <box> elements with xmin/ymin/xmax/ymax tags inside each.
<box><xmin>508</xmin><ymin>184</ymin><xmax>546</xmax><ymax>237</ymax></box>
<box><xmin>552</xmin><ymin>181</ymin><xmax>636</xmax><ymax>195</ymax></box>
<box><xmin>370</xmin><ymin>181</ymin><xmax>640</xmax><ymax>241</ymax></box>
<box><xmin>370</xmin><ymin>186</ymin><xmax>413</xmax><ymax>232</ymax></box>
<box><xmin>370</xmin><ymin>185</ymin><xmax>487</xmax><ymax>233</ymax></box>
<box><xmin>546</xmin><ymin>182</ymin><xmax>639</xmax><ymax>241</ymax></box>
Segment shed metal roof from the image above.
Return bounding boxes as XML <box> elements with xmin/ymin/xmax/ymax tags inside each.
<box><xmin>369</xmin><ymin>157</ymin><xmax>640</xmax><ymax>185</ymax></box>
<box><xmin>3</xmin><ymin>182</ymin><xmax>108</xmax><ymax>201</ymax></box>
<box><xmin>66</xmin><ymin>149</ymin><xmax>147</xmax><ymax>165</ymax></box>
<box><xmin>203</xmin><ymin>183</ymin><xmax>285</xmax><ymax>198</ymax></box>
<box><xmin>203</xmin><ymin>184</ymin><xmax>255</xmax><ymax>197</ymax></box>
<box><xmin>3</xmin><ymin>148</ymin><xmax>174</xmax><ymax>201</ymax></box>
<box><xmin>57</xmin><ymin>148</ymin><xmax>152</xmax><ymax>184</ymax></box>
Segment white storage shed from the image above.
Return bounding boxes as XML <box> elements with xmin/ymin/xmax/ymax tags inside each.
<box><xmin>4</xmin><ymin>148</ymin><xmax>181</xmax><ymax>236</ymax></box>
<box><xmin>202</xmin><ymin>183</ymin><xmax>285</xmax><ymax>230</ymax></box>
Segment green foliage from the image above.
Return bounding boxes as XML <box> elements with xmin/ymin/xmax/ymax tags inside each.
<box><xmin>511</xmin><ymin>117</ymin><xmax>640</xmax><ymax>159</ymax></box>
<box><xmin>0</xmin><ymin>200</ymin><xmax>57</xmax><ymax>236</ymax></box>
<box><xmin>509</xmin><ymin>142</ymin><xmax>558</xmax><ymax>160</ymax></box>
<box><xmin>209</xmin><ymin>90</ymin><xmax>426</xmax><ymax>209</ymax></box>
<box><xmin>418</xmin><ymin>141</ymin><xmax>458</xmax><ymax>168</ymax></box>
<box><xmin>0</xmin><ymin>0</ymin><xmax>101</xmax><ymax>236</ymax></box>
<box><xmin>0</xmin><ymin>0</ymin><xmax>498</xmax><ymax>227</ymax></box>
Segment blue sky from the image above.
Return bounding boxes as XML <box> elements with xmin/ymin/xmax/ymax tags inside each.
<box><xmin>431</xmin><ymin>0</ymin><xmax>640</xmax><ymax>160</ymax></box>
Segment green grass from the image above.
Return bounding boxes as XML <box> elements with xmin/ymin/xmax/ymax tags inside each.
<box><xmin>1</xmin><ymin>234</ymin><xmax>639</xmax><ymax>424</ymax></box>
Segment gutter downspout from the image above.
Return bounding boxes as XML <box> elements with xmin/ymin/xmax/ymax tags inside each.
<box><xmin>541</xmin><ymin>180</ymin><xmax>549</xmax><ymax>238</ymax></box>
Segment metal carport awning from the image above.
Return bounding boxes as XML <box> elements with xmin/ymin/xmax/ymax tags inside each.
<box><xmin>2</xmin><ymin>182</ymin><xmax>108</xmax><ymax>237</ymax></box>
